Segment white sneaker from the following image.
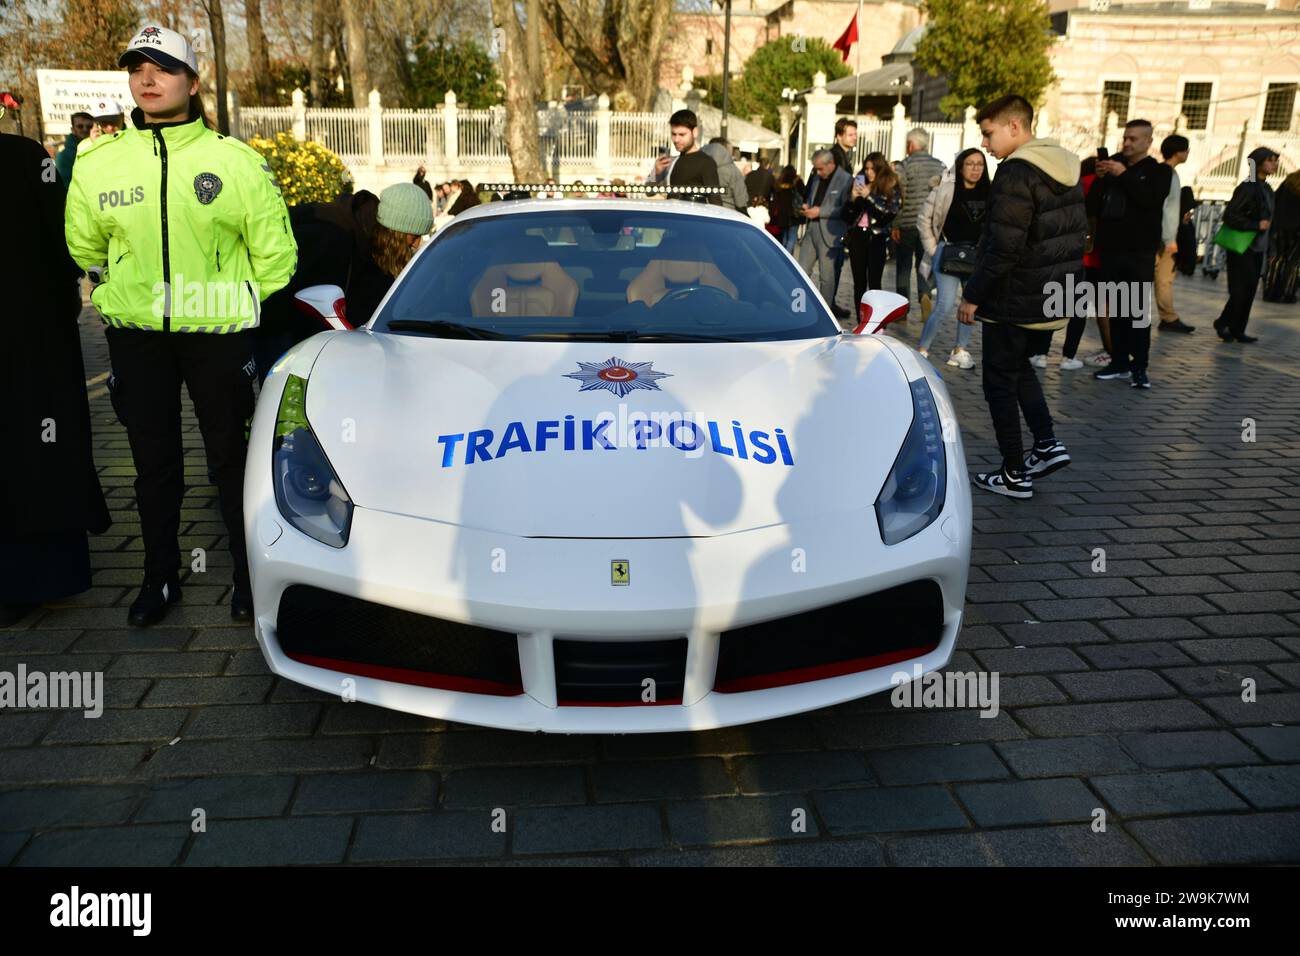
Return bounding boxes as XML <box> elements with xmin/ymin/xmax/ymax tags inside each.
<box><xmin>1084</xmin><ymin>350</ymin><xmax>1111</xmax><ymax>367</ymax></box>
<box><xmin>1029</xmin><ymin>354</ymin><xmax>1048</xmax><ymax>368</ymax></box>
<box><xmin>1060</xmin><ymin>356</ymin><xmax>1083</xmax><ymax>370</ymax></box>
<box><xmin>946</xmin><ymin>348</ymin><xmax>975</xmax><ymax>369</ymax></box>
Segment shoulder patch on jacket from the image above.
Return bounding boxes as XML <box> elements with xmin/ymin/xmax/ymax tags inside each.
<box><xmin>218</xmin><ymin>135</ymin><xmax>285</xmax><ymax>192</ymax></box>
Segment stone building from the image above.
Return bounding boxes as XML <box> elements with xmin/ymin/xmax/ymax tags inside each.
<box><xmin>910</xmin><ymin>0</ymin><xmax>1300</xmax><ymax>196</ymax></box>
<box><xmin>659</xmin><ymin>0</ymin><xmax>923</xmax><ymax>90</ymax></box>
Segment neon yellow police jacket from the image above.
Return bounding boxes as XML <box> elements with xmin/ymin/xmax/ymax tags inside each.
<box><xmin>65</xmin><ymin>109</ymin><xmax>297</xmax><ymax>333</ymax></box>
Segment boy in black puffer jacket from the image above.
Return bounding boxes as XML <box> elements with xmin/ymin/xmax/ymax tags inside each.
<box><xmin>958</xmin><ymin>95</ymin><xmax>1087</xmax><ymax>500</ymax></box>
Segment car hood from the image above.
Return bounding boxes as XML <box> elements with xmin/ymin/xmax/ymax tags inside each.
<box><xmin>302</xmin><ymin>333</ymin><xmax>914</xmax><ymax>538</ymax></box>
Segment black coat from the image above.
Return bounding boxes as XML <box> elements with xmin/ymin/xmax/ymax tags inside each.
<box><xmin>260</xmin><ymin>190</ymin><xmax>380</xmax><ymax>335</ymax></box>
<box><xmin>1223</xmin><ymin>179</ymin><xmax>1276</xmax><ymax>233</ymax></box>
<box><xmin>0</xmin><ymin>133</ymin><xmax>110</xmax><ymax>537</ymax></box>
<box><xmin>1089</xmin><ymin>156</ymin><xmax>1174</xmax><ymax>255</ymax></box>
<box><xmin>962</xmin><ymin>158</ymin><xmax>1087</xmax><ymax>324</ymax></box>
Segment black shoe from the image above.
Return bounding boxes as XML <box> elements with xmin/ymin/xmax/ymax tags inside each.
<box><xmin>0</xmin><ymin>602</ymin><xmax>38</xmax><ymax>627</ymax></box>
<box><xmin>1093</xmin><ymin>364</ymin><xmax>1131</xmax><ymax>381</ymax></box>
<box><xmin>831</xmin><ymin>305</ymin><xmax>852</xmax><ymax>320</ymax></box>
<box><xmin>231</xmin><ymin>585</ymin><xmax>253</xmax><ymax>625</ymax></box>
<box><xmin>1159</xmin><ymin>319</ymin><xmax>1195</xmax><ymax>333</ymax></box>
<box><xmin>1213</xmin><ymin>319</ymin><xmax>1232</xmax><ymax>341</ymax></box>
<box><xmin>1233</xmin><ymin>334</ymin><xmax>1258</xmax><ymax>344</ymax></box>
<box><xmin>971</xmin><ymin>466</ymin><xmax>1033</xmax><ymax>499</ymax></box>
<box><xmin>1130</xmin><ymin>369</ymin><xmax>1151</xmax><ymax>389</ymax></box>
<box><xmin>128</xmin><ymin>579</ymin><xmax>181</xmax><ymax>627</ymax></box>
<box><xmin>1023</xmin><ymin>440</ymin><xmax>1071</xmax><ymax>479</ymax></box>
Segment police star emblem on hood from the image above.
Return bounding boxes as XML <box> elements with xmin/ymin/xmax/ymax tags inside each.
<box><xmin>562</xmin><ymin>357</ymin><xmax>672</xmax><ymax>397</ymax></box>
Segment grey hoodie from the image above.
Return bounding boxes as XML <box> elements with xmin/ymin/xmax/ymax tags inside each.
<box><xmin>701</xmin><ymin>142</ymin><xmax>749</xmax><ymax>211</ymax></box>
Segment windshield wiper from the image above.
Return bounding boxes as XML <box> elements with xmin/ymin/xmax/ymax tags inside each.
<box><xmin>619</xmin><ymin>331</ymin><xmax>735</xmax><ymax>342</ymax></box>
<box><xmin>383</xmin><ymin>319</ymin><xmax>503</xmax><ymax>339</ymax></box>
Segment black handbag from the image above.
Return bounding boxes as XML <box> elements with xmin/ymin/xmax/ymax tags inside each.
<box><xmin>939</xmin><ymin>241</ymin><xmax>978</xmax><ymax>277</ymax></box>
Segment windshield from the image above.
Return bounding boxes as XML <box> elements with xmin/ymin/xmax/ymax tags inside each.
<box><xmin>370</xmin><ymin>208</ymin><xmax>840</xmax><ymax>342</ymax></box>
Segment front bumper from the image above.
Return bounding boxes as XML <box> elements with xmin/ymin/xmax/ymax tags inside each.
<box><xmin>246</xmin><ymin>495</ymin><xmax>970</xmax><ymax>732</ymax></box>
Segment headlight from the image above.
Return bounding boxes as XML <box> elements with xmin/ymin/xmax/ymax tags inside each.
<box><xmin>875</xmin><ymin>378</ymin><xmax>947</xmax><ymax>545</ymax></box>
<box><xmin>272</xmin><ymin>373</ymin><xmax>353</xmax><ymax>548</ymax></box>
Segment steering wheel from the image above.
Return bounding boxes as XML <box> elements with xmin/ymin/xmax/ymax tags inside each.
<box><xmin>653</xmin><ymin>284</ymin><xmax>735</xmax><ymax>310</ymax></box>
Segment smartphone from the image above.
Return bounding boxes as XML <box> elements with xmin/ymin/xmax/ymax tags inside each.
<box><xmin>657</xmin><ymin>145</ymin><xmax>670</xmax><ymax>157</ymax></box>
<box><xmin>854</xmin><ymin>174</ymin><xmax>866</xmax><ymax>187</ymax></box>
<box><xmin>1097</xmin><ymin>147</ymin><xmax>1108</xmax><ymax>160</ymax></box>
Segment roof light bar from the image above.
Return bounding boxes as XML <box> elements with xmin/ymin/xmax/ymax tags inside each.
<box><xmin>479</xmin><ymin>183</ymin><xmax>727</xmax><ymax>199</ymax></box>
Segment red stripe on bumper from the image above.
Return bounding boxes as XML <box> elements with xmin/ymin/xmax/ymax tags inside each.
<box><xmin>285</xmin><ymin>652</ymin><xmax>524</xmax><ymax>696</ymax></box>
<box><xmin>712</xmin><ymin>643</ymin><xmax>938</xmax><ymax>694</ymax></box>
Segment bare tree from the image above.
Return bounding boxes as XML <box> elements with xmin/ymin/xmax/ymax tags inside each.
<box><xmin>489</xmin><ymin>0</ymin><xmax>543</xmax><ymax>182</ymax></box>
<box><xmin>198</xmin><ymin>0</ymin><xmax>231</xmax><ymax>133</ymax></box>
<box><xmin>308</xmin><ymin>0</ymin><xmax>326</xmax><ymax>103</ymax></box>
<box><xmin>543</xmin><ymin>0</ymin><xmax>672</xmax><ymax>109</ymax></box>
<box><xmin>243</xmin><ymin>0</ymin><xmax>273</xmax><ymax>104</ymax></box>
<box><xmin>340</xmin><ymin>0</ymin><xmax>369</xmax><ymax>107</ymax></box>
<box><xmin>526</xmin><ymin>0</ymin><xmax>541</xmax><ymax>77</ymax></box>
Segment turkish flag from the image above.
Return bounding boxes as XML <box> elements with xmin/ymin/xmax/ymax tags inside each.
<box><xmin>831</xmin><ymin>14</ymin><xmax>858</xmax><ymax>62</ymax></box>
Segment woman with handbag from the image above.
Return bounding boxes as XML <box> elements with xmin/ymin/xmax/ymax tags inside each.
<box><xmin>916</xmin><ymin>147</ymin><xmax>989</xmax><ymax>367</ymax></box>
<box><xmin>843</xmin><ymin>151</ymin><xmax>902</xmax><ymax>314</ymax></box>
<box><xmin>1213</xmin><ymin>148</ymin><xmax>1278</xmax><ymax>343</ymax></box>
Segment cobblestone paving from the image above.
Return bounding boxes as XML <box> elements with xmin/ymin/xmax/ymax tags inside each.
<box><xmin>2</xmin><ymin>267</ymin><xmax>1298</xmax><ymax>865</ymax></box>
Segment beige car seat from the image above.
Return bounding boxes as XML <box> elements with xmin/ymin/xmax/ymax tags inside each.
<box><xmin>470</xmin><ymin>236</ymin><xmax>579</xmax><ymax>317</ymax></box>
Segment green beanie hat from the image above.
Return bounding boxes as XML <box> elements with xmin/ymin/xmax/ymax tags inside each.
<box><xmin>377</xmin><ymin>182</ymin><xmax>434</xmax><ymax>235</ymax></box>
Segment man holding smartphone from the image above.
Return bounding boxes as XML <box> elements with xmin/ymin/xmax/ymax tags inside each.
<box><xmin>647</xmin><ymin>109</ymin><xmax>722</xmax><ymax>205</ymax></box>
<box><xmin>1089</xmin><ymin>119</ymin><xmax>1174</xmax><ymax>389</ymax></box>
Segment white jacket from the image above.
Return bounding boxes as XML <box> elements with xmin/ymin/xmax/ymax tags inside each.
<box><xmin>917</xmin><ymin>166</ymin><xmax>954</xmax><ymax>281</ymax></box>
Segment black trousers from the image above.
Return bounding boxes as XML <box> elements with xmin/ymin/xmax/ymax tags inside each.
<box><xmin>1102</xmin><ymin>250</ymin><xmax>1155</xmax><ymax>373</ymax></box>
<box><xmin>1219</xmin><ymin>251</ymin><xmax>1264</xmax><ymax>334</ymax></box>
<box><xmin>1063</xmin><ymin>266</ymin><xmax>1103</xmax><ymax>359</ymax></box>
<box><xmin>846</xmin><ymin>230</ymin><xmax>888</xmax><ymax>312</ymax></box>
<box><xmin>981</xmin><ymin>321</ymin><xmax>1056</xmax><ymax>471</ymax></box>
<box><xmin>105</xmin><ymin>328</ymin><xmax>256</xmax><ymax>590</ymax></box>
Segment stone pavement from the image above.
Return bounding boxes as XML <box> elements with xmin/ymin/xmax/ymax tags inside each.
<box><xmin>1</xmin><ymin>268</ymin><xmax>1298</xmax><ymax>866</ymax></box>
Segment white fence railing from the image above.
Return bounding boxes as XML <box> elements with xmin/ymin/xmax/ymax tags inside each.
<box><xmin>382</xmin><ymin>109</ymin><xmax>445</xmax><ymax>164</ymax></box>
<box><xmin>238</xmin><ymin>106</ymin><xmax>293</xmax><ymax>141</ymax></box>
<box><xmin>236</xmin><ymin>92</ymin><xmax>677</xmax><ymax>183</ymax></box>
<box><xmin>305</xmin><ymin>107</ymin><xmax>370</xmax><ymax>163</ymax></box>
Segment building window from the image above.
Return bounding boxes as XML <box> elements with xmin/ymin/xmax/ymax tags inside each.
<box><xmin>1180</xmin><ymin>82</ymin><xmax>1212</xmax><ymax>130</ymax></box>
<box><xmin>706</xmin><ymin>39</ymin><xmax>714</xmax><ymax>56</ymax></box>
<box><xmin>1262</xmin><ymin>82</ymin><xmax>1297</xmax><ymax>132</ymax></box>
<box><xmin>1102</xmin><ymin>80</ymin><xmax>1131</xmax><ymax>127</ymax></box>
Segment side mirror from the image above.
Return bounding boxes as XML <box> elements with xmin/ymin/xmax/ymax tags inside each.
<box><xmin>294</xmin><ymin>285</ymin><xmax>353</xmax><ymax>331</ymax></box>
<box><xmin>853</xmin><ymin>290</ymin><xmax>909</xmax><ymax>335</ymax></box>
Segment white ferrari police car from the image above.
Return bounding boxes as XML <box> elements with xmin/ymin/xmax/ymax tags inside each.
<box><xmin>245</xmin><ymin>187</ymin><xmax>972</xmax><ymax>732</ymax></box>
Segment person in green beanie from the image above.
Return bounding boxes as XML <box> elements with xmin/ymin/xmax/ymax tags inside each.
<box><xmin>343</xmin><ymin>181</ymin><xmax>434</xmax><ymax>324</ymax></box>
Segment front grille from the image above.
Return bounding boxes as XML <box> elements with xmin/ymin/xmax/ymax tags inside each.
<box><xmin>554</xmin><ymin>637</ymin><xmax>687</xmax><ymax>705</ymax></box>
<box><xmin>276</xmin><ymin>585</ymin><xmax>523</xmax><ymax>695</ymax></box>
<box><xmin>714</xmin><ymin>580</ymin><xmax>945</xmax><ymax>693</ymax></box>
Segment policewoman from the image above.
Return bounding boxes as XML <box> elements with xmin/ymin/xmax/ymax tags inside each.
<box><xmin>65</xmin><ymin>25</ymin><xmax>297</xmax><ymax>626</ymax></box>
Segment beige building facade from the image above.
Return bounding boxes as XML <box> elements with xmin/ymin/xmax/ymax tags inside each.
<box><xmin>1042</xmin><ymin>2</ymin><xmax>1300</xmax><ymax>196</ymax></box>
<box><xmin>659</xmin><ymin>0</ymin><xmax>923</xmax><ymax>91</ymax></box>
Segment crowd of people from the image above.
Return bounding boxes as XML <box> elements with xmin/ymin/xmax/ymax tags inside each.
<box><xmin>3</xmin><ymin>21</ymin><xmax>1297</xmax><ymax>627</ymax></box>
